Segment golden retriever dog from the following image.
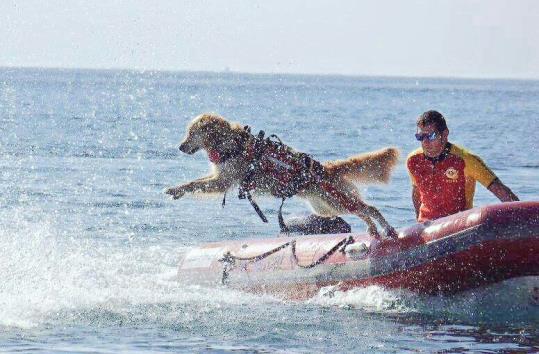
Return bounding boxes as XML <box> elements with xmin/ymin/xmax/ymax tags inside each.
<box><xmin>165</xmin><ymin>113</ymin><xmax>400</xmax><ymax>238</ymax></box>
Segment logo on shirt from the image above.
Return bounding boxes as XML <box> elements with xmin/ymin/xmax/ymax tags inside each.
<box><xmin>445</xmin><ymin>167</ymin><xmax>459</xmax><ymax>180</ymax></box>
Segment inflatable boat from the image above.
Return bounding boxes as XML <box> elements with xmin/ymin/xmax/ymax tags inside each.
<box><xmin>176</xmin><ymin>201</ymin><xmax>539</xmax><ymax>299</ymax></box>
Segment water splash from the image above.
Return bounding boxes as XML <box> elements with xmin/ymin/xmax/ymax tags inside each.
<box><xmin>0</xmin><ymin>207</ymin><xmax>279</xmax><ymax>329</ymax></box>
<box><xmin>308</xmin><ymin>285</ymin><xmax>411</xmax><ymax>313</ymax></box>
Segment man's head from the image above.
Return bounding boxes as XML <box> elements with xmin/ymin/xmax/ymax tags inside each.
<box><xmin>415</xmin><ymin>110</ymin><xmax>449</xmax><ymax>158</ymax></box>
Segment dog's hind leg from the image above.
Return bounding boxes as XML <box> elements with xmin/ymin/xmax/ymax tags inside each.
<box><xmin>359</xmin><ymin>215</ymin><xmax>381</xmax><ymax>239</ymax></box>
<box><xmin>356</xmin><ymin>204</ymin><xmax>398</xmax><ymax>239</ymax></box>
<box><xmin>340</xmin><ymin>193</ymin><xmax>397</xmax><ymax>239</ymax></box>
<box><xmin>319</xmin><ymin>182</ymin><xmax>398</xmax><ymax>239</ymax></box>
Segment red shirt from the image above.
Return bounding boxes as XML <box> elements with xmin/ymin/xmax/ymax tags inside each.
<box><xmin>407</xmin><ymin>143</ymin><xmax>497</xmax><ymax>222</ymax></box>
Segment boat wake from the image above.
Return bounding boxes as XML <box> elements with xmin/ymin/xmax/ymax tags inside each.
<box><xmin>309</xmin><ymin>277</ymin><xmax>539</xmax><ymax>325</ymax></box>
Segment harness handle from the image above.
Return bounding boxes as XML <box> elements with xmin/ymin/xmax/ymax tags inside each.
<box><xmin>268</xmin><ymin>134</ymin><xmax>283</xmax><ymax>145</ymax></box>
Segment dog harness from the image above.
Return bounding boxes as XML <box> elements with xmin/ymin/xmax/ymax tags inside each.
<box><xmin>217</xmin><ymin>126</ymin><xmax>374</xmax><ymax>232</ymax></box>
<box><xmin>234</xmin><ymin>127</ymin><xmax>325</xmax><ymax>231</ymax></box>
<box><xmin>207</xmin><ymin>134</ymin><xmax>249</xmax><ymax>164</ymax></box>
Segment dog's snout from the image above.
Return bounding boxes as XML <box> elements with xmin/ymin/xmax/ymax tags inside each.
<box><xmin>179</xmin><ymin>142</ymin><xmax>198</xmax><ymax>154</ymax></box>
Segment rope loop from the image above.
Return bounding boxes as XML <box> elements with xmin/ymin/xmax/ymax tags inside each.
<box><xmin>218</xmin><ymin>235</ymin><xmax>355</xmax><ymax>284</ymax></box>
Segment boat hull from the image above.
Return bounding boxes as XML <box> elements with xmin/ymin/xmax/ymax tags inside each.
<box><xmin>177</xmin><ymin>202</ymin><xmax>539</xmax><ymax>299</ymax></box>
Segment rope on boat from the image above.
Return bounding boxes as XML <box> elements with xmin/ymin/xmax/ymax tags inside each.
<box><xmin>218</xmin><ymin>235</ymin><xmax>354</xmax><ymax>285</ymax></box>
<box><xmin>292</xmin><ymin>236</ymin><xmax>354</xmax><ymax>269</ymax></box>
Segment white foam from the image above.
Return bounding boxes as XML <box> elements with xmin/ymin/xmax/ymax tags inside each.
<box><xmin>308</xmin><ymin>284</ymin><xmax>412</xmax><ymax>313</ymax></box>
<box><xmin>307</xmin><ymin>278</ymin><xmax>539</xmax><ymax>323</ymax></box>
<box><xmin>0</xmin><ymin>207</ymin><xmax>279</xmax><ymax>328</ymax></box>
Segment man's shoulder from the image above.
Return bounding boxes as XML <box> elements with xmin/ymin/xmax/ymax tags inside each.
<box><xmin>450</xmin><ymin>143</ymin><xmax>496</xmax><ymax>180</ymax></box>
<box><xmin>449</xmin><ymin>143</ymin><xmax>483</xmax><ymax>162</ymax></box>
<box><xmin>407</xmin><ymin>147</ymin><xmax>423</xmax><ymax>161</ymax></box>
<box><xmin>406</xmin><ymin>148</ymin><xmax>424</xmax><ymax>171</ymax></box>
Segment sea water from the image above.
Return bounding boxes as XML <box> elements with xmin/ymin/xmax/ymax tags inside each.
<box><xmin>1</xmin><ymin>67</ymin><xmax>538</xmax><ymax>352</ymax></box>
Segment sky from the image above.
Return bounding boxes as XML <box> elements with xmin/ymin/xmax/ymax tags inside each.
<box><xmin>1</xmin><ymin>0</ymin><xmax>538</xmax><ymax>79</ymax></box>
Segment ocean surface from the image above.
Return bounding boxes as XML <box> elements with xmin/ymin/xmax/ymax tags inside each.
<box><xmin>1</xmin><ymin>67</ymin><xmax>538</xmax><ymax>353</ymax></box>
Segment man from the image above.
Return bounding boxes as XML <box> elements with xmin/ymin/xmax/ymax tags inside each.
<box><xmin>407</xmin><ymin>110</ymin><xmax>519</xmax><ymax>223</ymax></box>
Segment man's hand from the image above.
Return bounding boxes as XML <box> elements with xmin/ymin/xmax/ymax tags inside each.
<box><xmin>488</xmin><ymin>179</ymin><xmax>519</xmax><ymax>203</ymax></box>
<box><xmin>165</xmin><ymin>186</ymin><xmax>185</xmax><ymax>200</ymax></box>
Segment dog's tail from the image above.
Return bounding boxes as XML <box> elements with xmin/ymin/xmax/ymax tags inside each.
<box><xmin>323</xmin><ymin>147</ymin><xmax>400</xmax><ymax>184</ymax></box>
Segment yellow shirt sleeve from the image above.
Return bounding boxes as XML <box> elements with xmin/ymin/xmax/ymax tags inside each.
<box><xmin>463</xmin><ymin>152</ymin><xmax>497</xmax><ymax>187</ymax></box>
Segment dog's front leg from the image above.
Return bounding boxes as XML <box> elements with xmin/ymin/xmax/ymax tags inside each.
<box><xmin>165</xmin><ymin>174</ymin><xmax>215</xmax><ymax>199</ymax></box>
<box><xmin>164</xmin><ymin>185</ymin><xmax>187</xmax><ymax>199</ymax></box>
<box><xmin>321</xmin><ymin>187</ymin><xmax>398</xmax><ymax>239</ymax></box>
<box><xmin>165</xmin><ymin>175</ymin><xmax>231</xmax><ymax>199</ymax></box>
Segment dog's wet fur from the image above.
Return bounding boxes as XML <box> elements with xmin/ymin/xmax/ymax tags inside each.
<box><xmin>166</xmin><ymin>113</ymin><xmax>400</xmax><ymax>238</ymax></box>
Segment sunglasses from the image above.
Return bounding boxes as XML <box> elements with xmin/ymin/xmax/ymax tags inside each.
<box><xmin>415</xmin><ymin>131</ymin><xmax>439</xmax><ymax>142</ymax></box>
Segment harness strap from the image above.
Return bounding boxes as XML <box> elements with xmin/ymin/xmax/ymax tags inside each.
<box><xmin>246</xmin><ymin>192</ymin><xmax>268</xmax><ymax>223</ymax></box>
<box><xmin>238</xmin><ymin>128</ymin><xmax>268</xmax><ymax>222</ymax></box>
<box><xmin>278</xmin><ymin>198</ymin><xmax>289</xmax><ymax>234</ymax></box>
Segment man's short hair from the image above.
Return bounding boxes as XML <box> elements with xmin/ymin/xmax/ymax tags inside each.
<box><xmin>417</xmin><ymin>110</ymin><xmax>448</xmax><ymax>132</ymax></box>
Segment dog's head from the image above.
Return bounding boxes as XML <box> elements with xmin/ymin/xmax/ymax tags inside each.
<box><xmin>179</xmin><ymin>113</ymin><xmax>242</xmax><ymax>155</ymax></box>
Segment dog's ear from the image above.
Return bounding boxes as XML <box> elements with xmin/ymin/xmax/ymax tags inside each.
<box><xmin>193</xmin><ymin>115</ymin><xmax>233</xmax><ymax>146</ymax></box>
<box><xmin>196</xmin><ymin>115</ymin><xmax>228</xmax><ymax>132</ymax></box>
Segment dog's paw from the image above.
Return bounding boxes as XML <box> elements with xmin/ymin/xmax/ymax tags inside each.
<box><xmin>382</xmin><ymin>226</ymin><xmax>399</xmax><ymax>240</ymax></box>
<box><xmin>164</xmin><ymin>186</ymin><xmax>185</xmax><ymax>200</ymax></box>
<box><xmin>366</xmin><ymin>226</ymin><xmax>381</xmax><ymax>240</ymax></box>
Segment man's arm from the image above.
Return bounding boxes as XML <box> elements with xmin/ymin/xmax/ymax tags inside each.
<box><xmin>487</xmin><ymin>179</ymin><xmax>519</xmax><ymax>202</ymax></box>
<box><xmin>463</xmin><ymin>152</ymin><xmax>519</xmax><ymax>203</ymax></box>
<box><xmin>412</xmin><ymin>185</ymin><xmax>421</xmax><ymax>220</ymax></box>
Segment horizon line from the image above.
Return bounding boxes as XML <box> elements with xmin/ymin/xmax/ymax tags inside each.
<box><xmin>1</xmin><ymin>64</ymin><xmax>538</xmax><ymax>82</ymax></box>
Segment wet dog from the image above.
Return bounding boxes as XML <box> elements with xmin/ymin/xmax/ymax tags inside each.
<box><xmin>165</xmin><ymin>113</ymin><xmax>400</xmax><ymax>238</ymax></box>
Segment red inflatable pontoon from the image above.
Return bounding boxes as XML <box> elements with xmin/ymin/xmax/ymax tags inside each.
<box><xmin>176</xmin><ymin>201</ymin><xmax>539</xmax><ymax>299</ymax></box>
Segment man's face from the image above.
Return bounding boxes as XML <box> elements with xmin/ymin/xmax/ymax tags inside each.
<box><xmin>416</xmin><ymin>123</ymin><xmax>449</xmax><ymax>158</ymax></box>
